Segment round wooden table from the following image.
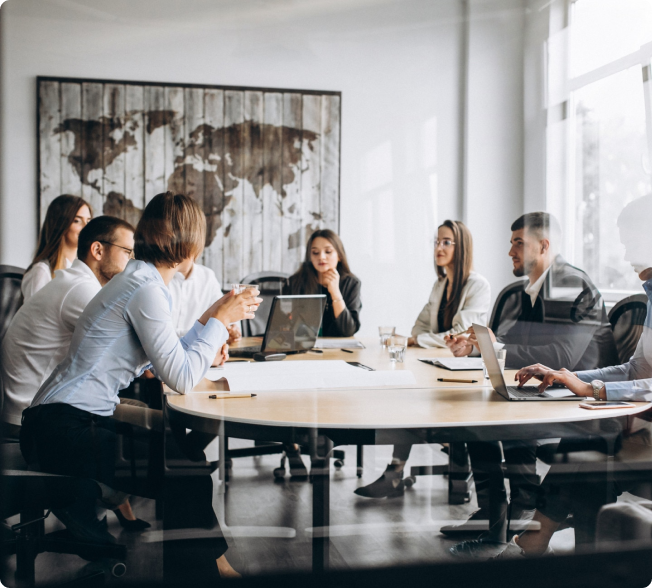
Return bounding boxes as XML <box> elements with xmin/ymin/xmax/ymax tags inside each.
<box><xmin>165</xmin><ymin>337</ymin><xmax>652</xmax><ymax>572</ymax></box>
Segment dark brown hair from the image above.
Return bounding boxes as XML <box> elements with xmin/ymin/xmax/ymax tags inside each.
<box><xmin>77</xmin><ymin>216</ymin><xmax>135</xmax><ymax>261</ymax></box>
<box><xmin>436</xmin><ymin>220</ymin><xmax>473</xmax><ymax>331</ymax></box>
<box><xmin>134</xmin><ymin>192</ymin><xmax>205</xmax><ymax>267</ymax></box>
<box><xmin>29</xmin><ymin>195</ymin><xmax>91</xmax><ymax>277</ymax></box>
<box><xmin>288</xmin><ymin>229</ymin><xmax>352</xmax><ymax>294</ymax></box>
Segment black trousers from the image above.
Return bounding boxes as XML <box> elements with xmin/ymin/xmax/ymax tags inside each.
<box><xmin>21</xmin><ymin>403</ymin><xmax>228</xmax><ymax>582</ymax></box>
<box><xmin>466</xmin><ymin>440</ymin><xmax>545</xmax><ymax>542</ymax></box>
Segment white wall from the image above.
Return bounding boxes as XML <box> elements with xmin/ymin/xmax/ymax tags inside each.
<box><xmin>464</xmin><ymin>0</ymin><xmax>526</xmax><ymax>299</ymax></box>
<box><xmin>0</xmin><ymin>0</ymin><xmax>538</xmax><ymax>337</ymax></box>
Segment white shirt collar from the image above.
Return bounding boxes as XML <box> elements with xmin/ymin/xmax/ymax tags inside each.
<box><xmin>524</xmin><ymin>266</ymin><xmax>551</xmax><ymax>307</ymax></box>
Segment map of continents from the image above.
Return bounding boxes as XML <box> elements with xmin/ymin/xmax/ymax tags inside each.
<box><xmin>53</xmin><ymin>112</ymin><xmax>319</xmax><ymax>247</ymax></box>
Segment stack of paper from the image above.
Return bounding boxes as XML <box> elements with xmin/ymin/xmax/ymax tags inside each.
<box><xmin>418</xmin><ymin>357</ymin><xmax>484</xmax><ymax>371</ymax></box>
<box><xmin>314</xmin><ymin>338</ymin><xmax>365</xmax><ymax>350</ymax></box>
<box><xmin>203</xmin><ymin>360</ymin><xmax>415</xmax><ymax>393</ymax></box>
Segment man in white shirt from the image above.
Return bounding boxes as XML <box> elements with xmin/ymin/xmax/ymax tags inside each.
<box><xmin>168</xmin><ymin>258</ymin><xmax>241</xmax><ymax>344</ymax></box>
<box><xmin>1</xmin><ymin>216</ymin><xmax>135</xmax><ymax>438</ymax></box>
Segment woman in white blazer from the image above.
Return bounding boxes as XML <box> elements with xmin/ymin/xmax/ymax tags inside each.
<box><xmin>355</xmin><ymin>220</ymin><xmax>491</xmax><ymax>499</ymax></box>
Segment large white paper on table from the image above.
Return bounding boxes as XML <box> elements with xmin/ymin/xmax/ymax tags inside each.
<box><xmin>314</xmin><ymin>338</ymin><xmax>365</xmax><ymax>350</ymax></box>
<box><xmin>202</xmin><ymin>360</ymin><xmax>416</xmax><ymax>393</ymax></box>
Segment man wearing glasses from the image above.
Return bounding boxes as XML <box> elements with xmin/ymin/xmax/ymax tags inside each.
<box><xmin>1</xmin><ymin>216</ymin><xmax>135</xmax><ymax>439</ymax></box>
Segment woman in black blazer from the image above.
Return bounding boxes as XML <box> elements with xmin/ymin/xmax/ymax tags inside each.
<box><xmin>280</xmin><ymin>229</ymin><xmax>361</xmax><ymax>478</ymax></box>
<box><xmin>284</xmin><ymin>229</ymin><xmax>361</xmax><ymax>337</ymax></box>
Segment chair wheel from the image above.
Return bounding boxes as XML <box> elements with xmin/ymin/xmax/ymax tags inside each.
<box><xmin>112</xmin><ymin>562</ymin><xmax>127</xmax><ymax>577</ymax></box>
<box><xmin>334</xmin><ymin>459</ymin><xmax>344</xmax><ymax>469</ymax></box>
<box><xmin>273</xmin><ymin>467</ymin><xmax>286</xmax><ymax>479</ymax></box>
<box><xmin>404</xmin><ymin>476</ymin><xmax>416</xmax><ymax>488</ymax></box>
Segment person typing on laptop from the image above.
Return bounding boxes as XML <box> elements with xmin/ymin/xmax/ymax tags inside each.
<box><xmin>444</xmin><ymin>212</ymin><xmax>618</xmax><ymax>557</ymax></box>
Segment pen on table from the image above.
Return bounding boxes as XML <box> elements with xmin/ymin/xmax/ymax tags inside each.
<box><xmin>340</xmin><ymin>348</ymin><xmax>353</xmax><ymax>354</ymax></box>
<box><xmin>309</xmin><ymin>349</ymin><xmax>323</xmax><ymax>354</ymax></box>
<box><xmin>208</xmin><ymin>394</ymin><xmax>257</xmax><ymax>399</ymax></box>
<box><xmin>437</xmin><ymin>378</ymin><xmax>478</xmax><ymax>384</ymax></box>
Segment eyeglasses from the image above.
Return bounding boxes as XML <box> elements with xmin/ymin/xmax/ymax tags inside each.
<box><xmin>435</xmin><ymin>239</ymin><xmax>456</xmax><ymax>249</ymax></box>
<box><xmin>100</xmin><ymin>241</ymin><xmax>135</xmax><ymax>259</ymax></box>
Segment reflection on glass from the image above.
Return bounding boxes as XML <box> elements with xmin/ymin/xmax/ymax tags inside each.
<box><xmin>572</xmin><ymin>66</ymin><xmax>651</xmax><ymax>292</ymax></box>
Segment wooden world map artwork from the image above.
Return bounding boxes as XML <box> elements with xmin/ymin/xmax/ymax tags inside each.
<box><xmin>38</xmin><ymin>77</ymin><xmax>341</xmax><ymax>284</ymax></box>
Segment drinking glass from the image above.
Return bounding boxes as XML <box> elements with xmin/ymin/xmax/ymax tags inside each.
<box><xmin>482</xmin><ymin>348</ymin><xmax>506</xmax><ymax>381</ymax></box>
<box><xmin>388</xmin><ymin>335</ymin><xmax>407</xmax><ymax>363</ymax></box>
<box><xmin>378</xmin><ymin>326</ymin><xmax>396</xmax><ymax>348</ymax></box>
<box><xmin>231</xmin><ymin>283</ymin><xmax>257</xmax><ymax>295</ymax></box>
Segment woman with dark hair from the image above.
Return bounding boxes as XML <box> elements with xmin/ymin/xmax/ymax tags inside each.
<box><xmin>22</xmin><ymin>195</ymin><xmax>92</xmax><ymax>300</ymax></box>
<box><xmin>285</xmin><ymin>229</ymin><xmax>361</xmax><ymax>337</ymax></box>
<box><xmin>21</xmin><ymin>192</ymin><xmax>260</xmax><ymax>580</ymax></box>
<box><xmin>355</xmin><ymin>220</ymin><xmax>490</xmax><ymax>498</ymax></box>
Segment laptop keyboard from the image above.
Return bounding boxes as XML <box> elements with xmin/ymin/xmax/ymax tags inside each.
<box><xmin>506</xmin><ymin>386</ymin><xmax>543</xmax><ymax>398</ymax></box>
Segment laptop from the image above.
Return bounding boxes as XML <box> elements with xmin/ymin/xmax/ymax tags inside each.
<box><xmin>472</xmin><ymin>323</ymin><xmax>580</xmax><ymax>401</ymax></box>
<box><xmin>229</xmin><ymin>294</ymin><xmax>326</xmax><ymax>358</ymax></box>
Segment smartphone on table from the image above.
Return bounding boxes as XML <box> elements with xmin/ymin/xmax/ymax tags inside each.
<box><xmin>579</xmin><ymin>401</ymin><xmax>636</xmax><ymax>410</ymax></box>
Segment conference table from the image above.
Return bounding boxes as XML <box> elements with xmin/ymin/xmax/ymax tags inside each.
<box><xmin>165</xmin><ymin>337</ymin><xmax>652</xmax><ymax>572</ymax></box>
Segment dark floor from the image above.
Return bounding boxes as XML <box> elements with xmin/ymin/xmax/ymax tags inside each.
<box><xmin>1</xmin><ymin>442</ymin><xmax>577</xmax><ymax>586</ymax></box>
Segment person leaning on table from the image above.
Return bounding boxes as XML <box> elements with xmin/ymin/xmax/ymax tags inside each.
<box><xmin>355</xmin><ymin>219</ymin><xmax>491</xmax><ymax>499</ymax></box>
<box><xmin>494</xmin><ymin>193</ymin><xmax>652</xmax><ymax>561</ymax></box>
<box><xmin>20</xmin><ymin>192</ymin><xmax>262</xmax><ymax>581</ymax></box>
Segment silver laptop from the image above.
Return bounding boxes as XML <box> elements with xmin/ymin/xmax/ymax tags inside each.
<box><xmin>472</xmin><ymin>323</ymin><xmax>580</xmax><ymax>401</ymax></box>
<box><xmin>230</xmin><ymin>295</ymin><xmax>326</xmax><ymax>358</ymax></box>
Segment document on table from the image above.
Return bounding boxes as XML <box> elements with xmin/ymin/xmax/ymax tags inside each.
<box><xmin>314</xmin><ymin>338</ymin><xmax>365</xmax><ymax>350</ymax></box>
<box><xmin>418</xmin><ymin>357</ymin><xmax>484</xmax><ymax>371</ymax></box>
<box><xmin>202</xmin><ymin>360</ymin><xmax>416</xmax><ymax>393</ymax></box>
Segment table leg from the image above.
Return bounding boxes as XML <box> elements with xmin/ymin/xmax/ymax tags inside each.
<box><xmin>448</xmin><ymin>442</ymin><xmax>473</xmax><ymax>504</ymax></box>
<box><xmin>310</xmin><ymin>429</ymin><xmax>332</xmax><ymax>573</ymax></box>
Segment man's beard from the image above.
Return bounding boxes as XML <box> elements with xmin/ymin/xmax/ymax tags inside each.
<box><xmin>512</xmin><ymin>258</ymin><xmax>536</xmax><ymax>278</ymax></box>
<box><xmin>99</xmin><ymin>262</ymin><xmax>120</xmax><ymax>284</ymax></box>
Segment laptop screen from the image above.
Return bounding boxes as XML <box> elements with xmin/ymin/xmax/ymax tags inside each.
<box><xmin>472</xmin><ymin>323</ymin><xmax>509</xmax><ymax>399</ymax></box>
<box><xmin>262</xmin><ymin>295</ymin><xmax>326</xmax><ymax>353</ymax></box>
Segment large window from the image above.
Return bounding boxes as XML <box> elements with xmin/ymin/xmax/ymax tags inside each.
<box><xmin>552</xmin><ymin>0</ymin><xmax>652</xmax><ymax>297</ymax></box>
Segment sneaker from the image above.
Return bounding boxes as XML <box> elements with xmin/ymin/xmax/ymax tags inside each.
<box><xmin>354</xmin><ymin>464</ymin><xmax>405</xmax><ymax>498</ymax></box>
<box><xmin>440</xmin><ymin>508</ymin><xmax>489</xmax><ymax>536</ymax></box>
<box><xmin>449</xmin><ymin>537</ymin><xmax>507</xmax><ymax>559</ymax></box>
<box><xmin>491</xmin><ymin>536</ymin><xmax>554</xmax><ymax>560</ymax></box>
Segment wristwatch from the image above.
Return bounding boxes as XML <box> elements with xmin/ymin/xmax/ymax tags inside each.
<box><xmin>590</xmin><ymin>380</ymin><xmax>605</xmax><ymax>401</ymax></box>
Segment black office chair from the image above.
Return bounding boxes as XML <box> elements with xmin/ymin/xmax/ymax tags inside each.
<box><xmin>1</xmin><ymin>442</ymin><xmax>127</xmax><ymax>586</ymax></box>
<box><xmin>608</xmin><ymin>293</ymin><xmax>648</xmax><ymax>364</ymax></box>
<box><xmin>0</xmin><ymin>265</ymin><xmax>25</xmax><ymax>343</ymax></box>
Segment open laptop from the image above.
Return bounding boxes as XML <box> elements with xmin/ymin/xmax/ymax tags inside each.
<box><xmin>230</xmin><ymin>294</ymin><xmax>326</xmax><ymax>358</ymax></box>
<box><xmin>472</xmin><ymin>323</ymin><xmax>580</xmax><ymax>401</ymax></box>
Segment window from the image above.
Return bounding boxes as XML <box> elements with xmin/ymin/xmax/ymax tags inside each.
<box><xmin>549</xmin><ymin>0</ymin><xmax>652</xmax><ymax>299</ymax></box>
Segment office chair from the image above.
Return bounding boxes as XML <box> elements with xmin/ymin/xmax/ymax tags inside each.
<box><xmin>1</xmin><ymin>441</ymin><xmax>127</xmax><ymax>587</ymax></box>
<box><xmin>0</xmin><ymin>265</ymin><xmax>25</xmax><ymax>343</ymax></box>
<box><xmin>238</xmin><ymin>271</ymin><xmax>290</xmax><ymax>337</ymax></box>
<box><xmin>608</xmin><ymin>293</ymin><xmax>647</xmax><ymax>364</ymax></box>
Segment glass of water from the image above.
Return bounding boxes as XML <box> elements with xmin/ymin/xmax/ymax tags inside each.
<box><xmin>482</xmin><ymin>348</ymin><xmax>506</xmax><ymax>381</ymax></box>
<box><xmin>231</xmin><ymin>283</ymin><xmax>257</xmax><ymax>295</ymax></box>
<box><xmin>378</xmin><ymin>326</ymin><xmax>396</xmax><ymax>348</ymax></box>
<box><xmin>388</xmin><ymin>335</ymin><xmax>407</xmax><ymax>363</ymax></box>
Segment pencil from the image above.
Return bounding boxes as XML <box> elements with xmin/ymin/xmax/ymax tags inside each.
<box><xmin>437</xmin><ymin>378</ymin><xmax>478</xmax><ymax>384</ymax></box>
<box><xmin>208</xmin><ymin>393</ymin><xmax>257</xmax><ymax>399</ymax></box>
